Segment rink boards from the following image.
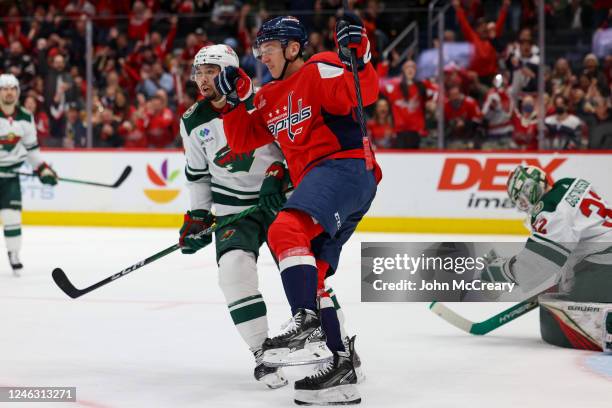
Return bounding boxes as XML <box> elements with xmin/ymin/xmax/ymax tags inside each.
<box><xmin>19</xmin><ymin>149</ymin><xmax>612</xmax><ymax>234</ymax></box>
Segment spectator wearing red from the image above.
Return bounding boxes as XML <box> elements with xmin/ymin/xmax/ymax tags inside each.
<box><xmin>444</xmin><ymin>85</ymin><xmax>483</xmax><ymax>148</ymax></box>
<box><xmin>367</xmin><ymin>98</ymin><xmax>395</xmax><ymax>149</ymax></box>
<box><xmin>122</xmin><ymin>94</ymin><xmax>148</xmax><ymax>148</ymax></box>
<box><xmin>23</xmin><ymin>95</ymin><xmax>51</xmax><ymax>145</ymax></box>
<box><xmin>0</xmin><ymin>5</ymin><xmax>32</xmax><ymax>50</ymax></box>
<box><xmin>511</xmin><ymin>94</ymin><xmax>538</xmax><ymax>150</ymax></box>
<box><xmin>145</xmin><ymin>93</ymin><xmax>175</xmax><ymax>148</ymax></box>
<box><xmin>380</xmin><ymin>60</ymin><xmax>436</xmax><ymax>148</ymax></box>
<box><xmin>180</xmin><ymin>31</ymin><xmax>212</xmax><ymax>64</ymax></box>
<box><xmin>452</xmin><ymin>0</ymin><xmax>510</xmax><ymax>85</ymax></box>
<box><xmin>128</xmin><ymin>1</ymin><xmax>153</xmax><ymax>42</ymax></box>
<box><xmin>362</xmin><ymin>0</ymin><xmax>380</xmax><ymax>62</ymax></box>
<box><xmin>150</xmin><ymin>16</ymin><xmax>178</xmax><ymax>61</ymax></box>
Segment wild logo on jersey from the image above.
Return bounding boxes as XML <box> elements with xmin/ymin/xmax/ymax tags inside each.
<box><xmin>0</xmin><ymin>132</ymin><xmax>21</xmax><ymax>151</ymax></box>
<box><xmin>213</xmin><ymin>145</ymin><xmax>255</xmax><ymax>173</ymax></box>
<box><xmin>266</xmin><ymin>91</ymin><xmax>312</xmax><ymax>141</ymax></box>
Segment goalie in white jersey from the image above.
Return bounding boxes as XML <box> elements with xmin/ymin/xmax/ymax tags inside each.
<box><xmin>177</xmin><ymin>44</ymin><xmax>290</xmax><ymax>389</ymax></box>
<box><xmin>0</xmin><ymin>74</ymin><xmax>57</xmax><ymax>276</ymax></box>
<box><xmin>484</xmin><ymin>166</ymin><xmax>612</xmax><ymax>351</ymax></box>
<box><xmin>484</xmin><ymin>164</ymin><xmax>612</xmax><ymax>298</ymax></box>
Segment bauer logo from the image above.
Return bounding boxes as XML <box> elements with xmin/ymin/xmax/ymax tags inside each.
<box><xmin>143</xmin><ymin>159</ymin><xmax>181</xmax><ymax>204</ymax></box>
<box><xmin>437</xmin><ymin>157</ymin><xmax>566</xmax><ymax>191</ymax></box>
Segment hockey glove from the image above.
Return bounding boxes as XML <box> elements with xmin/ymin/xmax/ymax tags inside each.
<box><xmin>335</xmin><ymin>12</ymin><xmax>371</xmax><ymax>70</ymax></box>
<box><xmin>259</xmin><ymin>162</ymin><xmax>289</xmax><ymax>214</ymax></box>
<box><xmin>35</xmin><ymin>162</ymin><xmax>58</xmax><ymax>185</ymax></box>
<box><xmin>214</xmin><ymin>66</ymin><xmax>253</xmax><ymax>102</ymax></box>
<box><xmin>179</xmin><ymin>209</ymin><xmax>215</xmax><ymax>254</ymax></box>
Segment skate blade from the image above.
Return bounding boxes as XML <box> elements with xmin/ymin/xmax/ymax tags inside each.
<box><xmin>294</xmin><ymin>384</ymin><xmax>361</xmax><ymax>406</ymax></box>
<box><xmin>12</xmin><ymin>269</ymin><xmax>21</xmax><ymax>277</ymax></box>
<box><xmin>264</xmin><ymin>342</ymin><xmax>333</xmax><ymax>367</ymax></box>
<box><xmin>259</xmin><ymin>371</ymin><xmax>289</xmax><ymax>389</ymax></box>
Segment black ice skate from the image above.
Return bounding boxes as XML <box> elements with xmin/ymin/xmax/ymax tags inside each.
<box><xmin>8</xmin><ymin>251</ymin><xmax>22</xmax><ymax>277</ymax></box>
<box><xmin>262</xmin><ymin>308</ymin><xmax>332</xmax><ymax>367</ymax></box>
<box><xmin>294</xmin><ymin>336</ymin><xmax>361</xmax><ymax>406</ymax></box>
<box><xmin>344</xmin><ymin>336</ymin><xmax>365</xmax><ymax>384</ymax></box>
<box><xmin>252</xmin><ymin>348</ymin><xmax>288</xmax><ymax>389</ymax></box>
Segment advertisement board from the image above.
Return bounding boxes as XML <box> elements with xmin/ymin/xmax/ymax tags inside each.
<box><xmin>21</xmin><ymin>150</ymin><xmax>612</xmax><ymax>234</ymax></box>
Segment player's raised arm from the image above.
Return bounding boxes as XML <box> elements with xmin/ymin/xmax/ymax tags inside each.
<box><xmin>314</xmin><ymin>12</ymin><xmax>379</xmax><ymax>116</ymax></box>
<box><xmin>213</xmin><ymin>67</ymin><xmax>274</xmax><ymax>153</ymax></box>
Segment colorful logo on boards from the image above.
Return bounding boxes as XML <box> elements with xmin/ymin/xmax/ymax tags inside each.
<box><xmin>144</xmin><ymin>159</ymin><xmax>181</xmax><ymax>203</ymax></box>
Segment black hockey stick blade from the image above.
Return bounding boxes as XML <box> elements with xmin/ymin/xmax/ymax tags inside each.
<box><xmin>52</xmin><ymin>268</ymin><xmax>84</xmax><ymax>299</ymax></box>
<box><xmin>112</xmin><ymin>165</ymin><xmax>132</xmax><ymax>188</ymax></box>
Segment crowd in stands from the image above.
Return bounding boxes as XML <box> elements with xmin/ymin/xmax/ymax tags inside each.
<box><xmin>0</xmin><ymin>0</ymin><xmax>611</xmax><ymax>150</ymax></box>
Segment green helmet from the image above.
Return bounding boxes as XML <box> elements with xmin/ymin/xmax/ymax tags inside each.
<box><xmin>507</xmin><ymin>165</ymin><xmax>549</xmax><ymax>212</ymax></box>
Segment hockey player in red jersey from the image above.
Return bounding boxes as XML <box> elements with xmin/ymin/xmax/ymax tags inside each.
<box><xmin>214</xmin><ymin>14</ymin><xmax>380</xmax><ymax>405</ymax></box>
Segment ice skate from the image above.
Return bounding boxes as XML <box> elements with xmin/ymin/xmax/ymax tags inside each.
<box><xmin>8</xmin><ymin>251</ymin><xmax>22</xmax><ymax>277</ymax></box>
<box><xmin>294</xmin><ymin>337</ymin><xmax>361</xmax><ymax>406</ymax></box>
<box><xmin>344</xmin><ymin>336</ymin><xmax>364</xmax><ymax>384</ymax></box>
<box><xmin>262</xmin><ymin>308</ymin><xmax>333</xmax><ymax>367</ymax></box>
<box><xmin>253</xmin><ymin>348</ymin><xmax>288</xmax><ymax>389</ymax></box>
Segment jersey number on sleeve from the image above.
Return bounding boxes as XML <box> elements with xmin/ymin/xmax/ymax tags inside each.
<box><xmin>579</xmin><ymin>190</ymin><xmax>612</xmax><ymax>228</ymax></box>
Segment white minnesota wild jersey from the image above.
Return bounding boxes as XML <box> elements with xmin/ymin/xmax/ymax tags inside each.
<box><xmin>0</xmin><ymin>106</ymin><xmax>40</xmax><ymax>175</ymax></box>
<box><xmin>179</xmin><ymin>96</ymin><xmax>284</xmax><ymax>216</ymax></box>
<box><xmin>507</xmin><ymin>178</ymin><xmax>612</xmax><ymax>297</ymax></box>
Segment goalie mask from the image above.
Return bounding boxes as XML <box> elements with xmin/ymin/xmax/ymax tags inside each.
<box><xmin>507</xmin><ymin>165</ymin><xmax>549</xmax><ymax>213</ymax></box>
<box><xmin>191</xmin><ymin>44</ymin><xmax>239</xmax><ymax>81</ymax></box>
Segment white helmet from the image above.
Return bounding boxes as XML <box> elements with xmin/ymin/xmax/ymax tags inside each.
<box><xmin>191</xmin><ymin>44</ymin><xmax>239</xmax><ymax>80</ymax></box>
<box><xmin>0</xmin><ymin>74</ymin><xmax>19</xmax><ymax>95</ymax></box>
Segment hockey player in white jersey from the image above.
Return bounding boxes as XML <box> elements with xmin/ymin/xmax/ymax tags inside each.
<box><xmin>482</xmin><ymin>164</ymin><xmax>612</xmax><ymax>297</ymax></box>
<box><xmin>177</xmin><ymin>44</ymin><xmax>290</xmax><ymax>389</ymax></box>
<box><xmin>0</xmin><ymin>74</ymin><xmax>57</xmax><ymax>276</ymax></box>
<box><xmin>481</xmin><ymin>165</ymin><xmax>612</xmax><ymax>350</ymax></box>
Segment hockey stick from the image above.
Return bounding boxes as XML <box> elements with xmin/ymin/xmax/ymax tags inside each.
<box><xmin>429</xmin><ymin>298</ymin><xmax>540</xmax><ymax>335</ymax></box>
<box><xmin>341</xmin><ymin>1</ymin><xmax>373</xmax><ymax>168</ymax></box>
<box><xmin>9</xmin><ymin>165</ymin><xmax>132</xmax><ymax>188</ymax></box>
<box><xmin>52</xmin><ymin>204</ymin><xmax>261</xmax><ymax>299</ymax></box>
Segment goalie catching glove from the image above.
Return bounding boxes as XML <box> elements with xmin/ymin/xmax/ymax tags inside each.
<box><xmin>214</xmin><ymin>66</ymin><xmax>253</xmax><ymax>102</ymax></box>
<box><xmin>179</xmin><ymin>210</ymin><xmax>215</xmax><ymax>254</ymax></box>
<box><xmin>259</xmin><ymin>162</ymin><xmax>290</xmax><ymax>214</ymax></box>
<box><xmin>35</xmin><ymin>162</ymin><xmax>58</xmax><ymax>185</ymax></box>
<box><xmin>334</xmin><ymin>11</ymin><xmax>371</xmax><ymax>70</ymax></box>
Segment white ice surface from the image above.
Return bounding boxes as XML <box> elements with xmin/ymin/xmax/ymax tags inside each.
<box><xmin>0</xmin><ymin>227</ymin><xmax>610</xmax><ymax>408</ymax></box>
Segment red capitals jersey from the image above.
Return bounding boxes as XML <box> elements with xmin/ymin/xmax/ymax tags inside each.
<box><xmin>444</xmin><ymin>96</ymin><xmax>483</xmax><ymax>123</ymax></box>
<box><xmin>380</xmin><ymin>78</ymin><xmax>437</xmax><ymax>135</ymax></box>
<box><xmin>223</xmin><ymin>52</ymin><xmax>382</xmax><ymax>186</ymax></box>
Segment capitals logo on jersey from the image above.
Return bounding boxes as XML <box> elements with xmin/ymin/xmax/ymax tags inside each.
<box><xmin>267</xmin><ymin>91</ymin><xmax>312</xmax><ymax>141</ymax></box>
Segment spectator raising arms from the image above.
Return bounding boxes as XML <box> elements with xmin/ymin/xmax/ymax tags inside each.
<box><xmin>544</xmin><ymin>95</ymin><xmax>585</xmax><ymax>150</ymax></box>
<box><xmin>452</xmin><ymin>0</ymin><xmax>510</xmax><ymax>85</ymax></box>
<box><xmin>380</xmin><ymin>60</ymin><xmax>436</xmax><ymax>149</ymax></box>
